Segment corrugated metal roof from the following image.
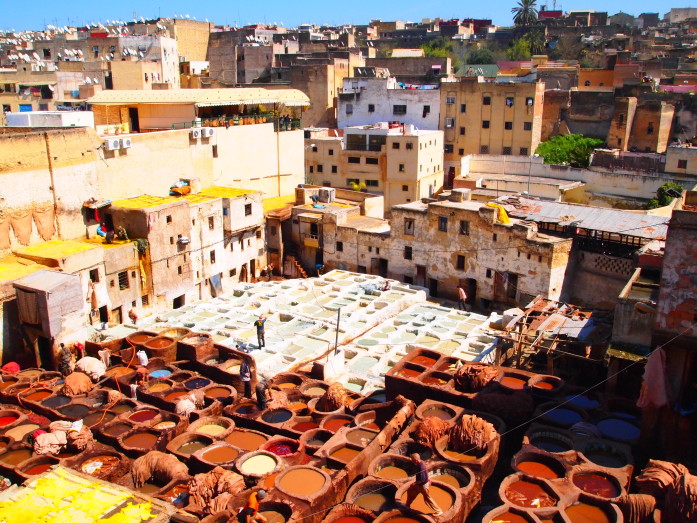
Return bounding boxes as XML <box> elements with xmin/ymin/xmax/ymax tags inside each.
<box><xmin>87</xmin><ymin>88</ymin><xmax>310</xmax><ymax>107</ymax></box>
<box><xmin>496</xmin><ymin>196</ymin><xmax>668</xmax><ymax>239</ymax></box>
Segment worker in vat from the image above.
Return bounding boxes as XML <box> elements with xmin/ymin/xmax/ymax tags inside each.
<box><xmin>255</xmin><ymin>378</ymin><xmax>269</xmax><ymax>411</ymax></box>
<box><xmin>240</xmin><ymin>488</ymin><xmax>268</xmax><ymax>522</ymax></box>
<box><xmin>253</xmin><ymin>315</ymin><xmax>267</xmax><ymax>348</ymax></box>
<box><xmin>240</xmin><ymin>358</ymin><xmax>253</xmax><ymax>399</ymax></box>
<box><xmin>58</xmin><ymin>343</ymin><xmax>73</xmax><ymax>377</ymax></box>
<box><xmin>400</xmin><ymin>453</ymin><xmax>443</xmax><ymax>516</ymax></box>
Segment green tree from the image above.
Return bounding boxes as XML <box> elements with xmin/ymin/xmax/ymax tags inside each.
<box><xmin>507</xmin><ymin>38</ymin><xmax>532</xmax><ymax>60</ymax></box>
<box><xmin>535</xmin><ymin>134</ymin><xmax>604</xmax><ymax>168</ymax></box>
<box><xmin>466</xmin><ymin>48</ymin><xmax>496</xmax><ymax>64</ymax></box>
<box><xmin>512</xmin><ymin>0</ymin><xmax>539</xmax><ymax>27</ymax></box>
<box><xmin>526</xmin><ymin>28</ymin><xmax>546</xmax><ymax>54</ymax></box>
<box><xmin>647</xmin><ymin>182</ymin><xmax>684</xmax><ymax>209</ymax></box>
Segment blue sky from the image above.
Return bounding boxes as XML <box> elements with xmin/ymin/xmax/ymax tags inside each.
<box><xmin>2</xmin><ymin>0</ymin><xmax>665</xmax><ymax>32</ymax></box>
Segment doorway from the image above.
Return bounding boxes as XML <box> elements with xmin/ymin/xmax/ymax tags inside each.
<box><xmin>99</xmin><ymin>306</ymin><xmax>109</xmax><ymax>324</ymax></box>
<box><xmin>250</xmin><ymin>259</ymin><xmax>256</xmax><ymax>280</ymax></box>
<box><xmin>416</xmin><ymin>265</ymin><xmax>426</xmax><ymax>287</ymax></box>
<box><xmin>460</xmin><ymin>278</ymin><xmax>477</xmax><ymax>305</ymax></box>
<box><xmin>37</xmin><ymin>337</ymin><xmax>53</xmax><ymax>369</ymax></box>
<box><xmin>173</xmin><ymin>295</ymin><xmax>185</xmax><ymax>309</ymax></box>
<box><xmin>378</xmin><ymin>258</ymin><xmax>388</xmax><ymax>277</ymax></box>
<box><xmin>429</xmin><ymin>278</ymin><xmax>438</xmax><ymax>297</ymax></box>
<box><xmin>111</xmin><ymin>307</ymin><xmax>122</xmax><ymax>325</ymax></box>
<box><xmin>240</xmin><ymin>264</ymin><xmax>248</xmax><ymax>283</ymax></box>
<box><xmin>128</xmin><ymin>107</ymin><xmax>140</xmax><ymax>133</ymax></box>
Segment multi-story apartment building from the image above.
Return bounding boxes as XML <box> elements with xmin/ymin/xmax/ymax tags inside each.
<box><xmin>440</xmin><ymin>78</ymin><xmax>545</xmax><ymax>178</ymax></box>
<box><xmin>305</xmin><ymin>123</ymin><xmax>444</xmax><ymax>211</ymax></box>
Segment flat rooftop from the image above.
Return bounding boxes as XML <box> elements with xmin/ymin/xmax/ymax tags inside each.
<box><xmin>14</xmin><ymin>240</ymin><xmax>98</xmax><ymax>261</ymax></box>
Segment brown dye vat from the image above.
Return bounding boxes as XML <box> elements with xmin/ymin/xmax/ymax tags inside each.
<box><xmin>442</xmin><ymin>448</ymin><xmax>482</xmax><ymax>462</ymax></box>
<box><xmin>201</xmin><ymin>445</ymin><xmax>239</xmax><ymax>464</ymax></box>
<box><xmin>110</xmin><ymin>403</ymin><xmax>134</xmax><ymax>414</ymax></box>
<box><xmin>225</xmin><ymin>430</ymin><xmax>268</xmax><ymax>451</ymax></box>
<box><xmin>127</xmin><ymin>333</ymin><xmax>154</xmax><ymax>344</ymax></box>
<box><xmin>153</xmin><ymin>421</ymin><xmax>176</xmax><ymax>430</ymax></box>
<box><xmin>513</xmin><ymin>452</ymin><xmax>566</xmax><ymax>480</ymax></box>
<box><xmin>348</xmin><ymin>480</ymin><xmax>398</xmax><ymax>513</ymax></box>
<box><xmin>420</xmin><ymin>405</ymin><xmax>456</xmax><ymax>421</ymax></box>
<box><xmin>300</xmin><ymin>429</ymin><xmax>333</xmax><ymax>450</ymax></box>
<box><xmin>346</xmin><ymin>428</ymin><xmax>377</xmax><ymax>446</ymax></box>
<box><xmin>128</xmin><ymin>409</ymin><xmax>159</xmax><ymax>423</ymax></box>
<box><xmin>377</xmin><ymin>466</ymin><xmax>409</xmax><ymax>480</ymax></box>
<box><xmin>395</xmin><ymin>367</ymin><xmax>422</xmax><ymax>378</ymax></box>
<box><xmin>58</xmin><ymin>403</ymin><xmax>90</xmax><ymax>419</ymax></box>
<box><xmin>165</xmin><ymin>390</ymin><xmax>188</xmax><ymax>402</ymax></box>
<box><xmin>504</xmin><ymin>479</ymin><xmax>558</xmax><ymax>508</ymax></box>
<box><xmin>355</xmin><ymin>493</ymin><xmax>392</xmax><ymax>511</ymax></box>
<box><xmin>400</xmin><ymin>483</ymin><xmax>453</xmax><ymax>514</ymax></box>
<box><xmin>303</xmin><ymin>386</ymin><xmax>327</xmax><ymax>396</ymax></box>
<box><xmin>148</xmin><ymin>382</ymin><xmax>171</xmax><ymax>393</ymax></box>
<box><xmin>147</xmin><ymin>338</ymin><xmax>173</xmax><ymax>348</ymax></box>
<box><xmin>178</xmin><ymin>440</ymin><xmax>208</xmax><ymax>455</ymax></box>
<box><xmin>332</xmin><ymin>518</ymin><xmax>368</xmax><ymax>523</ymax></box>
<box><xmin>429</xmin><ymin>465</ymin><xmax>473</xmax><ymax>490</ymax></box>
<box><xmin>565</xmin><ymin>502</ymin><xmax>612</xmax><ymax>523</ymax></box>
<box><xmin>123</xmin><ymin>431</ymin><xmax>158</xmax><ymax>448</ymax></box>
<box><xmin>410</xmin><ymin>354</ymin><xmax>438</xmax><ymax>367</ymax></box>
<box><xmin>517</xmin><ymin>460</ymin><xmax>560</xmax><ymax>479</ymax></box>
<box><xmin>257</xmin><ymin>502</ymin><xmax>294</xmax><ymax>523</ymax></box>
<box><xmin>0</xmin><ymin>448</ymin><xmax>32</xmax><ymax>466</ymax></box>
<box><xmin>80</xmin><ymin>455</ymin><xmax>121</xmax><ymax>477</ymax></box>
<box><xmin>422</xmin><ymin>375</ymin><xmax>449</xmax><ymax>386</ymax></box>
<box><xmin>291</xmin><ymin>421</ymin><xmax>319</xmax><ymax>432</ymax></box>
<box><xmin>5</xmin><ymin>423</ymin><xmax>39</xmax><ymax>441</ymax></box>
<box><xmin>534</xmin><ymin>382</ymin><xmax>554</xmax><ymax>390</ymax></box>
<box><xmin>17</xmin><ymin>369</ymin><xmax>42</xmax><ymax>379</ymax></box>
<box><xmin>330</xmin><ymin>446</ymin><xmax>360</xmax><ymax>463</ymax></box>
<box><xmin>104</xmin><ymin>367</ymin><xmax>133</xmax><ymax>378</ymax></box>
<box><xmin>84</xmin><ymin>411</ymin><xmax>115</xmax><ymax>427</ymax></box>
<box><xmin>104</xmin><ymin>423</ymin><xmax>132</xmax><ymax>437</ymax></box>
<box><xmin>0</xmin><ymin>379</ymin><xmax>18</xmax><ymax>390</ymax></box>
<box><xmin>323</xmin><ymin>417</ymin><xmax>352</xmax><ymax>433</ymax></box>
<box><xmin>277</xmin><ymin>467</ymin><xmax>327</xmax><ymax>497</ymax></box>
<box><xmin>572</xmin><ymin>473</ymin><xmax>620</xmax><ymax>498</ymax></box>
<box><xmin>138</xmin><ymin>480</ymin><xmax>165</xmax><ymax>495</ymax></box>
<box><xmin>204</xmin><ymin>386</ymin><xmax>233</xmax><ymax>399</ymax></box>
<box><xmin>23</xmin><ymin>389</ymin><xmax>52</xmax><ymax>401</ymax></box>
<box><xmin>288</xmin><ymin>401</ymin><xmax>308</xmax><ymax>412</ymax></box>
<box><xmin>158</xmin><ymin>327</ymin><xmax>190</xmax><ymax>339</ymax></box>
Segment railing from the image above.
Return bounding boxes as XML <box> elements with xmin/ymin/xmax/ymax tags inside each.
<box><xmin>171</xmin><ymin>114</ymin><xmax>301</xmax><ymax>131</ymax></box>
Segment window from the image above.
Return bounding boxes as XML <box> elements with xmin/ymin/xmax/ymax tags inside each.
<box><xmin>647</xmin><ymin>122</ymin><xmax>654</xmax><ymax>135</ymax></box>
<box><xmin>399</xmin><ymin>164</ymin><xmax>405</xmax><ymax>172</ymax></box>
<box><xmin>523</xmin><ymin>122</ymin><xmax>532</xmax><ymax>131</ymax></box>
<box><xmin>317</xmin><ymin>164</ymin><xmax>324</xmax><ymax>172</ymax></box>
<box><xmin>42</xmin><ymin>48</ymin><xmax>51</xmax><ymax>58</ymax></box>
<box><xmin>348</xmin><ymin>157</ymin><xmax>360</xmax><ymax>164</ymax></box>
<box><xmin>460</xmin><ymin>103</ymin><xmax>466</xmax><ymax>113</ymax></box>
<box><xmin>331</xmin><ymin>165</ymin><xmax>338</xmax><ymax>173</ymax></box>
<box><xmin>142</xmin><ymin>295</ymin><xmax>149</xmax><ymax>307</ymax></box>
<box><xmin>458</xmin><ymin>148</ymin><xmax>465</xmax><ymax>155</ymax></box>
<box><xmin>483</xmin><ymin>96</ymin><xmax>491</xmax><ymax>105</ymax></box>
<box><xmin>460</xmin><ymin>127</ymin><xmax>466</xmax><ymax>135</ymax></box>
<box><xmin>212</xmin><ymin>144</ymin><xmax>218</xmax><ymax>157</ymax></box>
<box><xmin>118</xmin><ymin>271</ymin><xmax>129</xmax><ymax>290</ymax></box>
<box><xmin>404</xmin><ymin>246</ymin><xmax>413</xmax><ymax>260</ymax></box>
<box><xmin>493</xmin><ymin>233</ymin><xmax>498</xmax><ymax>242</ymax></box>
<box><xmin>366</xmin><ymin>157</ymin><xmax>378</xmax><ymax>165</ymax></box>
<box><xmin>445</xmin><ymin>96</ymin><xmax>456</xmax><ymax>105</ymax></box>
<box><xmin>210</xmin><ymin>250</ymin><xmax>216</xmax><ymax>264</ymax></box>
<box><xmin>208</xmin><ymin>216</ymin><xmax>215</xmax><ymax>230</ymax></box>
<box><xmin>423</xmin><ymin>105</ymin><xmax>431</xmax><ymax>117</ymax></box>
<box><xmin>405</xmin><ymin>218</ymin><xmax>415</xmax><ymax>235</ymax></box>
<box><xmin>678</xmin><ymin>159</ymin><xmax>688</xmax><ymax>169</ymax></box>
<box><xmin>166</xmin><ymin>215</ymin><xmax>172</xmax><ymax>224</ymax></box>
<box><xmin>92</xmin><ymin>46</ymin><xmax>99</xmax><ymax>58</ymax></box>
<box><xmin>520</xmin><ymin>147</ymin><xmax>529</xmax><ymax>156</ymax></box>
<box><xmin>503</xmin><ymin>147</ymin><xmax>512</xmax><ymax>155</ymax></box>
<box><xmin>312</xmin><ymin>146</ymin><xmax>318</xmax><ymax>152</ymax></box>
<box><xmin>482</xmin><ymin>120</ymin><xmax>490</xmax><ymax>129</ymax></box>
<box><xmin>393</xmin><ymin>142</ymin><xmax>400</xmax><ymax>149</ymax></box>
<box><xmin>240</xmin><ymin>238</ymin><xmax>244</xmax><ymax>251</ymax></box>
<box><xmin>504</xmin><ymin>121</ymin><xmax>513</xmax><ymax>130</ymax></box>
<box><xmin>445</xmin><ymin>117</ymin><xmax>455</xmax><ymax>128</ymax></box>
<box><xmin>480</xmin><ymin>145</ymin><xmax>489</xmax><ymax>154</ymax></box>
<box><xmin>245</xmin><ymin>204</ymin><xmax>252</xmax><ymax>215</ymax></box>
<box><xmin>393</xmin><ymin>104</ymin><xmax>407</xmax><ymax>115</ymax></box>
<box><xmin>358</xmin><ymin>265</ymin><xmax>367</xmax><ymax>273</ymax></box>
<box><xmin>526</xmin><ymin>97</ymin><xmax>533</xmax><ymax>106</ymax></box>
<box><xmin>618</xmin><ymin>114</ymin><xmax>624</xmax><ymax>125</ymax></box>
<box><xmin>617</xmin><ymin>138</ymin><xmax>622</xmax><ymax>146</ymax></box>
<box><xmin>444</xmin><ymin>144</ymin><xmax>454</xmax><ymax>154</ymax></box>
<box><xmin>456</xmin><ymin>255</ymin><xmax>465</xmax><ymax>270</ymax></box>
<box><xmin>89</xmin><ymin>269</ymin><xmax>100</xmax><ymax>283</ymax></box>
<box><xmin>438</xmin><ymin>216</ymin><xmax>448</xmax><ymax>232</ymax></box>
<box><xmin>346</xmin><ymin>103</ymin><xmax>353</xmax><ymax>115</ymax></box>
<box><xmin>406</xmin><ymin>143</ymin><xmax>413</xmax><ymax>150</ymax></box>
<box><xmin>309</xmin><ymin>166</ymin><xmax>314</xmax><ymax>173</ymax></box>
<box><xmin>336</xmin><ymin>241</ymin><xmax>343</xmax><ymax>252</ymax></box>
<box><xmin>170</xmin><ymin>237</ymin><xmax>174</xmax><ymax>245</ymax></box>
<box><xmin>402</xmin><ymin>185</ymin><xmax>409</xmax><ymax>191</ymax></box>
<box><xmin>328</xmin><ymin>149</ymin><xmax>334</xmax><ymax>156</ymax></box>
<box><xmin>459</xmin><ymin>220</ymin><xmax>470</xmax><ymax>235</ymax></box>
<box><xmin>256</xmin><ymin>229</ymin><xmax>262</xmax><ymax>239</ymax></box>
<box><xmin>230</xmin><ymin>268</ymin><xmax>237</xmax><ymax>277</ymax></box>
<box><xmin>376</xmin><ymin>248</ymin><xmax>380</xmax><ymax>254</ymax></box>
<box><xmin>347</xmin><ymin>178</ymin><xmax>360</xmax><ymax>185</ymax></box>
<box><xmin>178</xmin><ymin>266</ymin><xmax>182</xmax><ymax>275</ymax></box>
<box><xmin>584</xmin><ymin>80</ymin><xmax>591</xmax><ymax>86</ymax></box>
<box><xmin>368</xmin><ymin>104</ymin><xmax>375</xmax><ymax>113</ymax></box>
<box><xmin>486</xmin><ymin>269</ymin><xmax>492</xmax><ymax>278</ymax></box>
<box><xmin>366</xmin><ymin>179</ymin><xmax>379</xmax><ymax>187</ymax></box>
<box><xmin>506</xmin><ymin>97</ymin><xmax>514</xmax><ymax>107</ymax></box>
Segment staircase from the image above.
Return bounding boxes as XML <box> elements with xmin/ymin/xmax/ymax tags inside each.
<box><xmin>286</xmin><ymin>255</ymin><xmax>308</xmax><ymax>279</ymax></box>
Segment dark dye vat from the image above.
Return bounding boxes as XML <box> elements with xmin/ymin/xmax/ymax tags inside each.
<box><xmin>566</xmin><ymin>395</ymin><xmax>600</xmax><ymax>409</ymax></box>
<box><xmin>0</xmin><ymin>449</ymin><xmax>32</xmax><ymax>466</ymax></box>
<box><xmin>104</xmin><ymin>423</ymin><xmax>132</xmax><ymax>437</ymax></box>
<box><xmin>267</xmin><ymin>443</ymin><xmax>295</xmax><ymax>456</ymax></box>
<box><xmin>129</xmin><ymin>410</ymin><xmax>158</xmax><ymax>423</ymax></box>
<box><xmin>531</xmin><ymin>436</ymin><xmax>572</xmax><ymax>453</ymax></box>
<box><xmin>543</xmin><ymin>408</ymin><xmax>582</xmax><ymax>426</ymax></box>
<box><xmin>177</xmin><ymin>440</ymin><xmax>207</xmax><ymax>455</ymax></box>
<box><xmin>346</xmin><ymin>429</ymin><xmax>377</xmax><ymax>445</ymax></box>
<box><xmin>367</xmin><ymin>392</ymin><xmax>386</xmax><ymax>403</ymax></box>
<box><xmin>58</xmin><ymin>404</ymin><xmax>90</xmax><ymax>418</ymax></box>
<box><xmin>233</xmin><ymin>403</ymin><xmax>256</xmax><ymax>415</ymax></box>
<box><xmin>261</xmin><ymin>410</ymin><xmax>292</xmax><ymax>424</ymax></box>
<box><xmin>184</xmin><ymin>378</ymin><xmax>210</xmax><ymax>390</ymax></box>
<box><xmin>42</xmin><ymin>395</ymin><xmax>70</xmax><ymax>408</ymax></box>
<box><xmin>583</xmin><ymin>449</ymin><xmax>626</xmax><ymax>468</ymax></box>
<box><xmin>84</xmin><ymin>411</ymin><xmax>115</xmax><ymax>427</ymax></box>
<box><xmin>597</xmin><ymin>418</ymin><xmax>640</xmax><ymax>442</ymax></box>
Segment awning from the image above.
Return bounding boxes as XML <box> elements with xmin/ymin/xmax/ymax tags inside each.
<box><xmin>87</xmin><ymin>88</ymin><xmax>310</xmax><ymax>107</ymax></box>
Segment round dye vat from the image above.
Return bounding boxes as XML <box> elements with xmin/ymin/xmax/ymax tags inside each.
<box><xmin>23</xmin><ymin>462</ymin><xmax>53</xmax><ymax>475</ymax></box>
<box><xmin>149</xmin><ymin>369</ymin><xmax>171</xmax><ymax>379</ymax></box>
<box><xmin>565</xmin><ymin>503</ymin><xmax>611</xmax><ymax>523</ymax></box>
<box><xmin>275</xmin><ymin>382</ymin><xmax>297</xmax><ymax>390</ymax></box>
<box><xmin>123</xmin><ymin>432</ymin><xmax>158</xmax><ymax>448</ymax></box>
<box><xmin>292</xmin><ymin>422</ymin><xmax>319</xmax><ymax>432</ymax></box>
<box><xmin>530</xmin><ymin>436</ymin><xmax>572</xmax><ymax>453</ymax></box>
<box><xmin>324</xmin><ymin>418</ymin><xmax>352</xmax><ymax>432</ymax></box>
<box><xmin>202</xmin><ymin>445</ymin><xmax>239</xmax><ymax>464</ymax></box>
<box><xmin>0</xmin><ymin>381</ymin><xmax>17</xmax><ymax>390</ymax></box>
<box><xmin>104</xmin><ymin>423</ymin><xmax>132</xmax><ymax>437</ymax></box>
<box><xmin>486</xmin><ymin>513</ymin><xmax>529</xmax><ymax>523</ymax></box>
<box><xmin>533</xmin><ymin>381</ymin><xmax>555</xmax><ymax>390</ymax></box>
<box><xmin>573</xmin><ymin>473</ymin><xmax>620</xmax><ymax>498</ymax></box>
<box><xmin>233</xmin><ymin>403</ymin><xmax>256</xmax><ymax>415</ymax></box>
<box><xmin>105</xmin><ymin>367</ymin><xmax>132</xmax><ymax>377</ymax></box>
<box><xmin>58</xmin><ymin>404</ymin><xmax>90</xmax><ymax>418</ymax></box>
<box><xmin>5</xmin><ymin>424</ymin><xmax>39</xmax><ymax>441</ymax></box>
<box><xmin>240</xmin><ymin>454</ymin><xmax>277</xmax><ymax>475</ymax></box>
<box><xmin>411</xmin><ymin>355</ymin><xmax>438</xmax><ymax>366</ymax></box>
<box><xmin>504</xmin><ymin>480</ymin><xmax>557</xmax><ymax>508</ymax></box>
<box><xmin>583</xmin><ymin>449</ymin><xmax>626</xmax><ymax>468</ymax></box>
<box><xmin>330</xmin><ymin>447</ymin><xmax>360</xmax><ymax>462</ymax></box>
<box><xmin>153</xmin><ymin>421</ymin><xmax>176</xmax><ymax>430</ymax></box>
<box><xmin>42</xmin><ymin>395</ymin><xmax>70</xmax><ymax>408</ymax></box>
<box><xmin>24</xmin><ymin>390</ymin><xmax>52</xmax><ymax>401</ymax></box>
<box><xmin>147</xmin><ymin>383</ymin><xmax>171</xmax><ymax>393</ymax></box>
<box><xmin>421</xmin><ymin>406</ymin><xmax>454</xmax><ymax>420</ymax></box>
<box><xmin>110</xmin><ymin>404</ymin><xmax>132</xmax><ymax>414</ymax></box>
<box><xmin>0</xmin><ymin>449</ymin><xmax>32</xmax><ymax>465</ymax></box>
<box><xmin>597</xmin><ymin>418</ymin><xmax>640</xmax><ymax>442</ymax></box>
<box><xmin>195</xmin><ymin>424</ymin><xmax>227</xmax><ymax>437</ymax></box>
<box><xmin>431</xmin><ymin>472</ymin><xmax>463</xmax><ymax>489</ymax></box>
<box><xmin>129</xmin><ymin>410</ymin><xmax>158</xmax><ymax>423</ymax></box>
<box><xmin>566</xmin><ymin>395</ymin><xmax>600</xmax><ymax>409</ymax></box>
<box><xmin>259</xmin><ymin>510</ymin><xmax>288</xmax><ymax>523</ymax></box>
<box><xmin>517</xmin><ymin>460</ymin><xmax>562</xmax><ymax>479</ymax></box>
<box><xmin>80</xmin><ymin>455</ymin><xmax>120</xmax><ymax>476</ymax></box>
<box><xmin>178</xmin><ymin>441</ymin><xmax>208</xmax><ymax>455</ymax></box>
<box><xmin>226</xmin><ymin>430</ymin><xmax>267</xmax><ymax>451</ymax></box>
<box><xmin>165</xmin><ymin>391</ymin><xmax>188</xmax><ymax>402</ymax></box>
<box><xmin>396</xmin><ymin>368</ymin><xmax>421</xmax><ymax>378</ymax></box>
<box><xmin>0</xmin><ymin>415</ymin><xmax>19</xmax><ymax>427</ymax></box>
<box><xmin>84</xmin><ymin>411</ymin><xmax>115</xmax><ymax>427</ymax></box>
<box><xmin>500</xmin><ymin>375</ymin><xmax>528</xmax><ymax>390</ymax></box>
<box><xmin>443</xmin><ymin>448</ymin><xmax>479</xmax><ymax>462</ymax></box>
<box><xmin>401</xmin><ymin>484</ymin><xmax>453</xmax><ymax>513</ymax></box>
<box><xmin>278</xmin><ymin>468</ymin><xmax>326</xmax><ymax>496</ymax></box>
<box><xmin>287</xmin><ymin>402</ymin><xmax>308</xmax><ymax>412</ymax></box>
<box><xmin>304</xmin><ymin>386</ymin><xmax>327</xmax><ymax>396</ymax></box>
<box><xmin>346</xmin><ymin>429</ymin><xmax>377</xmax><ymax>446</ymax></box>
<box><xmin>543</xmin><ymin>408</ymin><xmax>583</xmax><ymax>426</ymax></box>
<box><xmin>354</xmin><ymin>493</ymin><xmax>390</xmax><ymax>512</ymax></box>
<box><xmin>267</xmin><ymin>443</ymin><xmax>295</xmax><ymax>456</ymax></box>
<box><xmin>204</xmin><ymin>387</ymin><xmax>232</xmax><ymax>399</ymax></box>
<box><xmin>377</xmin><ymin>466</ymin><xmax>409</xmax><ymax>480</ymax></box>
<box><xmin>262</xmin><ymin>409</ymin><xmax>293</xmax><ymax>424</ymax></box>
<box><xmin>185</xmin><ymin>378</ymin><xmax>211</xmax><ymax>390</ymax></box>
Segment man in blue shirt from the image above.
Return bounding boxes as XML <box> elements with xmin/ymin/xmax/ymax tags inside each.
<box><xmin>401</xmin><ymin>453</ymin><xmax>443</xmax><ymax>516</ymax></box>
<box><xmin>253</xmin><ymin>315</ymin><xmax>267</xmax><ymax>348</ymax></box>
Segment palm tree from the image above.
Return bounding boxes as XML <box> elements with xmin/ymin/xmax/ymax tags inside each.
<box><xmin>526</xmin><ymin>28</ymin><xmax>546</xmax><ymax>54</ymax></box>
<box><xmin>512</xmin><ymin>0</ymin><xmax>539</xmax><ymax>27</ymax></box>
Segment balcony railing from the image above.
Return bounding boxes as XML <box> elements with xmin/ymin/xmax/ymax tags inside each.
<box><xmin>171</xmin><ymin>114</ymin><xmax>301</xmax><ymax>131</ymax></box>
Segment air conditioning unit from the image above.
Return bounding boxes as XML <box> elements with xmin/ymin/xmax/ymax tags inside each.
<box><xmin>201</xmin><ymin>127</ymin><xmax>215</xmax><ymax>138</ymax></box>
<box><xmin>120</xmin><ymin>137</ymin><xmax>132</xmax><ymax>148</ymax></box>
<box><xmin>318</xmin><ymin>187</ymin><xmax>335</xmax><ymax>203</ymax></box>
<box><xmin>103</xmin><ymin>138</ymin><xmax>121</xmax><ymax>150</ymax></box>
<box><xmin>190</xmin><ymin>128</ymin><xmax>202</xmax><ymax>140</ymax></box>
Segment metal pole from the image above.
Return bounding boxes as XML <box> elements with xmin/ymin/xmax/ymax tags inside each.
<box><xmin>334</xmin><ymin>307</ymin><xmax>341</xmax><ymax>354</ymax></box>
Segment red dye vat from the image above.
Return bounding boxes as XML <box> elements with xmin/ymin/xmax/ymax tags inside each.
<box><xmin>292</xmin><ymin>422</ymin><xmax>318</xmax><ymax>432</ymax></box>
<box><xmin>411</xmin><ymin>355</ymin><xmax>437</xmax><ymax>366</ymax></box>
<box><xmin>500</xmin><ymin>376</ymin><xmax>527</xmax><ymax>389</ymax></box>
<box><xmin>534</xmin><ymin>381</ymin><xmax>555</xmax><ymax>390</ymax></box>
<box><xmin>0</xmin><ymin>415</ymin><xmax>18</xmax><ymax>427</ymax></box>
<box><xmin>324</xmin><ymin>418</ymin><xmax>351</xmax><ymax>432</ymax></box>
<box><xmin>396</xmin><ymin>368</ymin><xmax>421</xmax><ymax>378</ymax></box>
<box><xmin>572</xmin><ymin>473</ymin><xmax>620</xmax><ymax>498</ymax></box>
<box><xmin>129</xmin><ymin>410</ymin><xmax>158</xmax><ymax>423</ymax></box>
<box><xmin>267</xmin><ymin>444</ymin><xmax>294</xmax><ymax>456</ymax></box>
<box><xmin>24</xmin><ymin>463</ymin><xmax>52</xmax><ymax>475</ymax></box>
<box><xmin>517</xmin><ymin>460</ymin><xmax>561</xmax><ymax>479</ymax></box>
<box><xmin>505</xmin><ymin>480</ymin><xmax>557</xmax><ymax>508</ymax></box>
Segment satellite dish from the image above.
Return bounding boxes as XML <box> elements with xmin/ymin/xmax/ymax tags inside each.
<box><xmin>93</xmin><ymin>77</ymin><xmax>99</xmax><ymax>83</ymax></box>
<box><xmin>33</xmin><ymin>52</ymin><xmax>40</xmax><ymax>60</ymax></box>
<box><xmin>84</xmin><ymin>77</ymin><xmax>92</xmax><ymax>84</ymax></box>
